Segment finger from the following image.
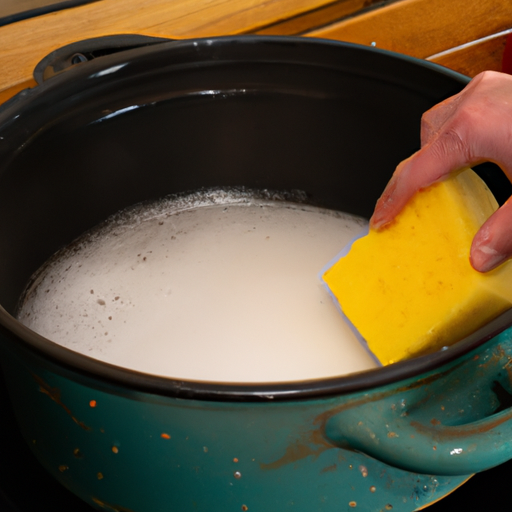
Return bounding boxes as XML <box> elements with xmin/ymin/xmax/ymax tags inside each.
<box><xmin>420</xmin><ymin>93</ymin><xmax>464</xmax><ymax>147</ymax></box>
<box><xmin>419</xmin><ymin>73</ymin><xmax>488</xmax><ymax>147</ymax></box>
<box><xmin>470</xmin><ymin>197</ymin><xmax>512</xmax><ymax>272</ymax></box>
<box><xmin>370</xmin><ymin>128</ymin><xmax>472</xmax><ymax>229</ymax></box>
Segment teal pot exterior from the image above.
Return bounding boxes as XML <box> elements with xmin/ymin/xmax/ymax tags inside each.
<box><xmin>3</xmin><ymin>319</ymin><xmax>512</xmax><ymax>512</ymax></box>
<box><xmin>1</xmin><ymin>35</ymin><xmax>512</xmax><ymax>511</ymax></box>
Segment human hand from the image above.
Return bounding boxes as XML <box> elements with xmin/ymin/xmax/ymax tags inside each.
<box><xmin>370</xmin><ymin>70</ymin><xmax>512</xmax><ymax>272</ymax></box>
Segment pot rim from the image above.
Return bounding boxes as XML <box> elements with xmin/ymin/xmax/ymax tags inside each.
<box><xmin>0</xmin><ymin>34</ymin><xmax>490</xmax><ymax>402</ymax></box>
<box><xmin>3</xmin><ymin>305</ymin><xmax>512</xmax><ymax>402</ymax></box>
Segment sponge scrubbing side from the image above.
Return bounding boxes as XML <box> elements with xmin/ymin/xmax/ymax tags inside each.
<box><xmin>322</xmin><ymin>168</ymin><xmax>512</xmax><ymax>366</ymax></box>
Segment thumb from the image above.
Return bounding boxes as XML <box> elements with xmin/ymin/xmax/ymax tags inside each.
<box><xmin>470</xmin><ymin>198</ymin><xmax>512</xmax><ymax>272</ymax></box>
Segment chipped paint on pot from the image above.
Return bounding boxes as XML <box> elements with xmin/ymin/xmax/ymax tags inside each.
<box><xmin>4</xmin><ymin>326</ymin><xmax>512</xmax><ymax>511</ymax></box>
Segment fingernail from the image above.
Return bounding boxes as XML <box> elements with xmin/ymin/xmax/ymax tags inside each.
<box><xmin>370</xmin><ymin>200</ymin><xmax>392</xmax><ymax>229</ymax></box>
<box><xmin>370</xmin><ymin>211</ymin><xmax>387</xmax><ymax>230</ymax></box>
<box><xmin>470</xmin><ymin>243</ymin><xmax>507</xmax><ymax>272</ymax></box>
<box><xmin>370</xmin><ymin>179</ymin><xmax>398</xmax><ymax>230</ymax></box>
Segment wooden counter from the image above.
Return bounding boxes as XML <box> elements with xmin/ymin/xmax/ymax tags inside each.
<box><xmin>0</xmin><ymin>0</ymin><xmax>511</xmax><ymax>104</ymax></box>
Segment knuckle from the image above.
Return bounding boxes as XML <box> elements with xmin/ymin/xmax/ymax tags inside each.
<box><xmin>430</xmin><ymin>127</ymin><xmax>469</xmax><ymax>161</ymax></box>
<box><xmin>420</xmin><ymin>117</ymin><xmax>435</xmax><ymax>146</ymax></box>
<box><xmin>475</xmin><ymin>69</ymin><xmax>501</xmax><ymax>84</ymax></box>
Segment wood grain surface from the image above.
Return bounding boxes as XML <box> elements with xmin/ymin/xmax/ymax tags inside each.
<box><xmin>0</xmin><ymin>0</ymin><xmax>511</xmax><ymax>102</ymax></box>
<box><xmin>0</xmin><ymin>0</ymin><xmax>60</xmax><ymax>18</ymax></box>
<box><xmin>428</xmin><ymin>30</ymin><xmax>512</xmax><ymax>78</ymax></box>
<box><xmin>306</xmin><ymin>0</ymin><xmax>512</xmax><ymax>60</ymax></box>
<box><xmin>0</xmin><ymin>0</ymin><xmax>373</xmax><ymax>95</ymax></box>
<box><xmin>255</xmin><ymin>0</ymin><xmax>387</xmax><ymax>35</ymax></box>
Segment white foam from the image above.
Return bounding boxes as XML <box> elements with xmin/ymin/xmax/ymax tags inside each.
<box><xmin>17</xmin><ymin>190</ymin><xmax>377</xmax><ymax>382</ymax></box>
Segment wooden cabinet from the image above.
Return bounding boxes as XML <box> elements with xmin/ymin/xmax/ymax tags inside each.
<box><xmin>301</xmin><ymin>0</ymin><xmax>512</xmax><ymax>77</ymax></box>
<box><xmin>0</xmin><ymin>0</ymin><xmax>511</xmax><ymax>102</ymax></box>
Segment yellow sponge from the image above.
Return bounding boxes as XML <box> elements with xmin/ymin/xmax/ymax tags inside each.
<box><xmin>322</xmin><ymin>168</ymin><xmax>512</xmax><ymax>365</ymax></box>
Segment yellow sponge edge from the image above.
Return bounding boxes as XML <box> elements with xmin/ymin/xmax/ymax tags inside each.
<box><xmin>322</xmin><ymin>168</ymin><xmax>512</xmax><ymax>365</ymax></box>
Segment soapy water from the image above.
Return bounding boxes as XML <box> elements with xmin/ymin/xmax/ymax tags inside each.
<box><xmin>17</xmin><ymin>188</ymin><xmax>378</xmax><ymax>383</ymax></box>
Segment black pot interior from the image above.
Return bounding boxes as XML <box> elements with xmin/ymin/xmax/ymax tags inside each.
<box><xmin>1</xmin><ymin>36</ymin><xmax>508</xmax><ymax>398</ymax></box>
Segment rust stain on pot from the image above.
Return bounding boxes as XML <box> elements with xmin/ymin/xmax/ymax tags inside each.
<box><xmin>410</xmin><ymin>405</ymin><xmax>512</xmax><ymax>439</ymax></box>
<box><xmin>260</xmin><ymin>427</ymin><xmax>334</xmax><ymax>470</ymax></box>
<box><xmin>504</xmin><ymin>357</ymin><xmax>512</xmax><ymax>384</ymax></box>
<box><xmin>91</xmin><ymin>496</ymin><xmax>136</xmax><ymax>512</ymax></box>
<box><xmin>479</xmin><ymin>345</ymin><xmax>507</xmax><ymax>370</ymax></box>
<box><xmin>261</xmin><ymin>362</ymin><xmax>465</xmax><ymax>471</ymax></box>
<box><xmin>320</xmin><ymin>463</ymin><xmax>337</xmax><ymax>473</ymax></box>
<box><xmin>318</xmin><ymin>362</ymin><xmax>465</xmax><ymax>427</ymax></box>
<box><xmin>32</xmin><ymin>374</ymin><xmax>91</xmax><ymax>431</ymax></box>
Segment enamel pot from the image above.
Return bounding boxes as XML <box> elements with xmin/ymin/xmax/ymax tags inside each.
<box><xmin>1</xmin><ymin>35</ymin><xmax>512</xmax><ymax>512</ymax></box>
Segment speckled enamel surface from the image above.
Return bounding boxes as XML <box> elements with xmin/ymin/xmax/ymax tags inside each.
<box><xmin>4</xmin><ymin>327</ymin><xmax>512</xmax><ymax>511</ymax></box>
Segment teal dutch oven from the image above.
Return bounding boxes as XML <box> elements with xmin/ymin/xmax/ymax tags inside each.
<box><xmin>1</xmin><ymin>35</ymin><xmax>512</xmax><ymax>512</ymax></box>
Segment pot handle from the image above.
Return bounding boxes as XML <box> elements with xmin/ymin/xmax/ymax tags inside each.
<box><xmin>33</xmin><ymin>34</ymin><xmax>173</xmax><ymax>84</ymax></box>
<box><xmin>324</xmin><ymin>330</ymin><xmax>512</xmax><ymax>476</ymax></box>
<box><xmin>0</xmin><ymin>35</ymin><xmax>174</xmax><ymax>114</ymax></box>
<box><xmin>325</xmin><ymin>401</ymin><xmax>512</xmax><ymax>476</ymax></box>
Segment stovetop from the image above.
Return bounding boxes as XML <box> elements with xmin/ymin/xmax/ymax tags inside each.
<box><xmin>0</xmin><ymin>370</ymin><xmax>507</xmax><ymax>511</ymax></box>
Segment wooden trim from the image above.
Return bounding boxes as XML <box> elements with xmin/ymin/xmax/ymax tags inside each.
<box><xmin>0</xmin><ymin>0</ymin><xmax>361</xmax><ymax>94</ymax></box>
<box><xmin>0</xmin><ymin>79</ymin><xmax>37</xmax><ymax>106</ymax></box>
<box><xmin>427</xmin><ymin>30</ymin><xmax>512</xmax><ymax>77</ymax></box>
<box><xmin>254</xmin><ymin>0</ymin><xmax>389</xmax><ymax>36</ymax></box>
<box><xmin>305</xmin><ymin>0</ymin><xmax>512</xmax><ymax>60</ymax></box>
<box><xmin>0</xmin><ymin>0</ymin><xmax>511</xmax><ymax>102</ymax></box>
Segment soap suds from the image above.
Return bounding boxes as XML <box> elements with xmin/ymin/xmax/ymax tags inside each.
<box><xmin>17</xmin><ymin>189</ymin><xmax>377</xmax><ymax>382</ymax></box>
